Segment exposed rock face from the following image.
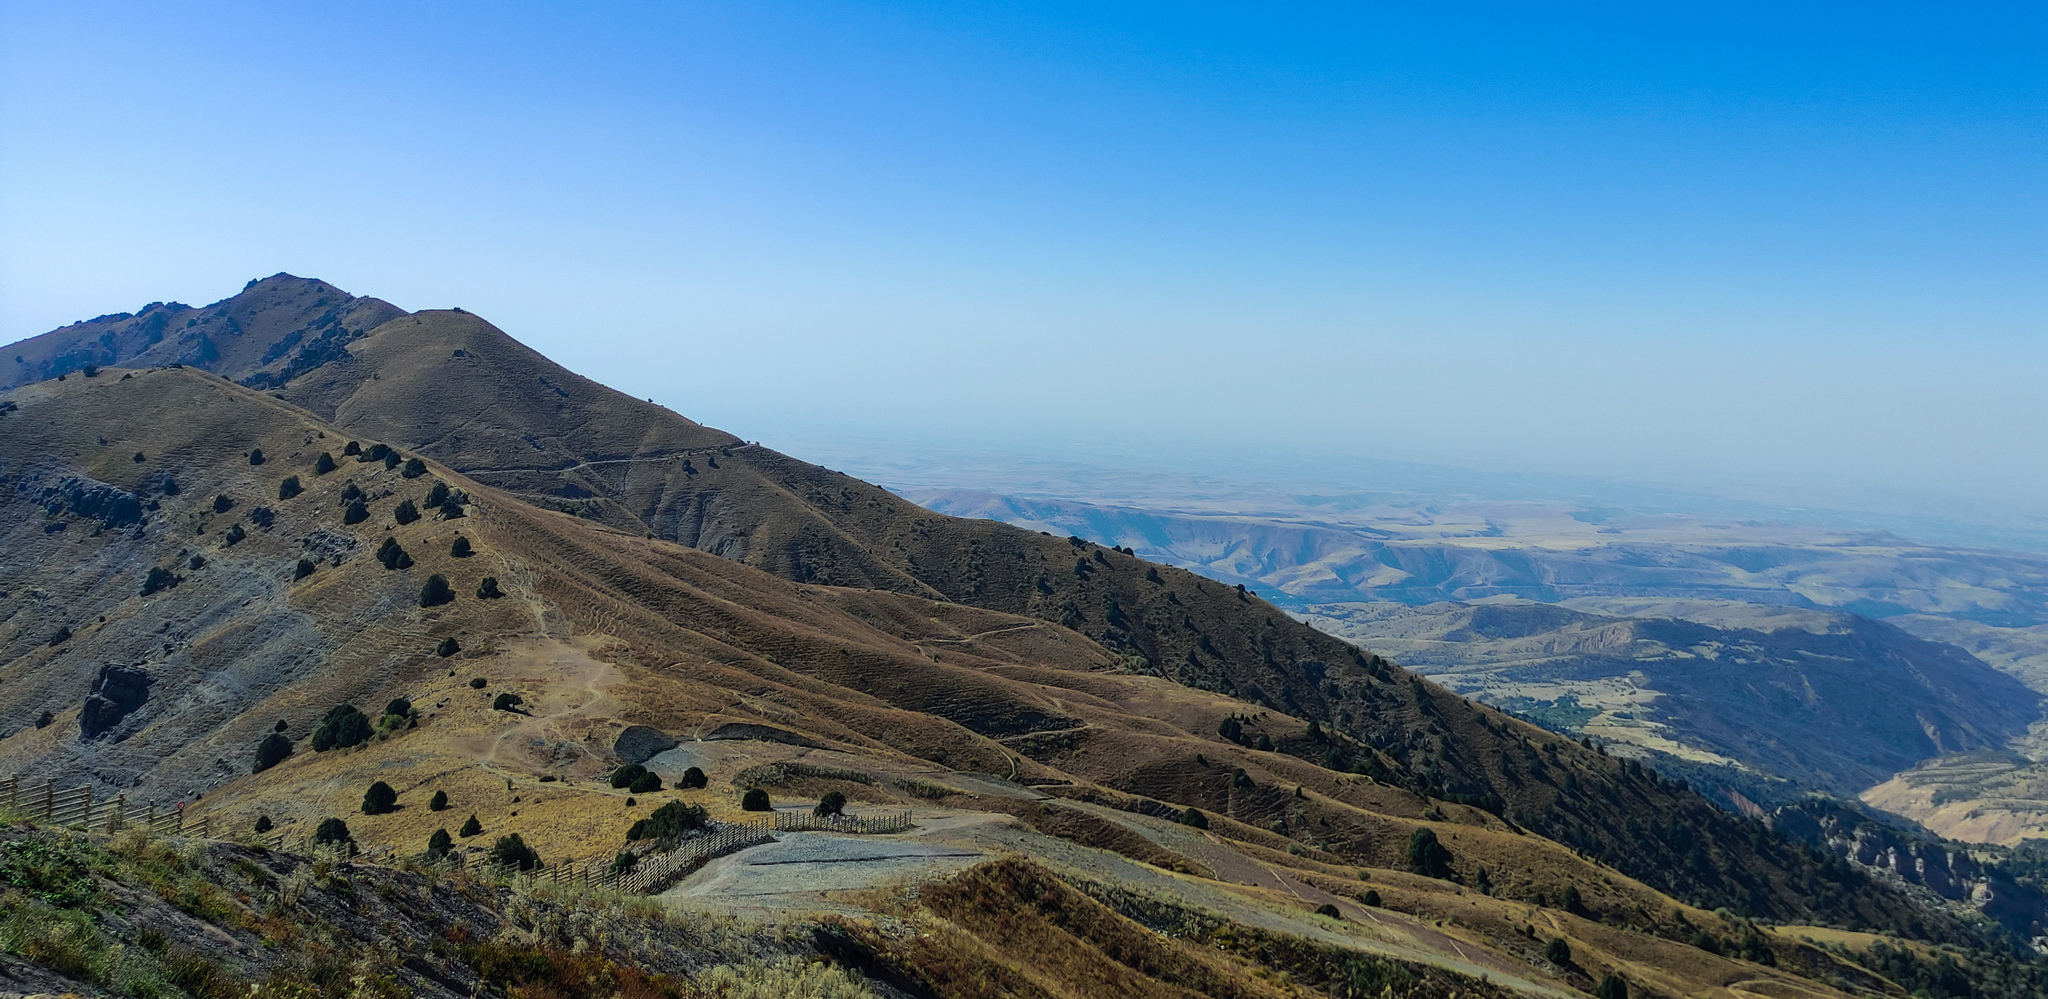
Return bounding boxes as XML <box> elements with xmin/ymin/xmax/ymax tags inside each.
<box><xmin>612</xmin><ymin>725</ymin><xmax>678</xmax><ymax>764</ymax></box>
<box><xmin>78</xmin><ymin>664</ymin><xmax>152</xmax><ymax>740</ymax></box>
<box><xmin>704</xmin><ymin>722</ymin><xmax>825</xmax><ymax>748</ymax></box>
<box><xmin>32</xmin><ymin>475</ymin><xmax>144</xmax><ymax>529</ymax></box>
<box><xmin>1773</xmin><ymin>798</ymin><xmax>2048</xmax><ymax>938</ymax></box>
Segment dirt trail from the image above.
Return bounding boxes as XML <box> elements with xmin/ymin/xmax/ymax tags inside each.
<box><xmin>470</xmin><ymin>637</ymin><xmax>620</xmax><ymax>776</ymax></box>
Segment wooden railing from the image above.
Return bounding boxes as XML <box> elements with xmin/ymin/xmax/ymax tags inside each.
<box><xmin>0</xmin><ymin>775</ymin><xmax>211</xmax><ymax>838</ymax></box>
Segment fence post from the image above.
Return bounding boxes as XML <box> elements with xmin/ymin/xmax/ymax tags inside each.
<box><xmin>41</xmin><ymin>780</ymin><xmax>54</xmax><ymax>821</ymax></box>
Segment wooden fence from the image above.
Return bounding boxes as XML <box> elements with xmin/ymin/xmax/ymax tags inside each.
<box><xmin>0</xmin><ymin>775</ymin><xmax>210</xmax><ymax>838</ymax></box>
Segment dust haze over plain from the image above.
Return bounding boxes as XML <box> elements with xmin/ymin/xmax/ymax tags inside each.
<box><xmin>2</xmin><ymin>2</ymin><xmax>2042</xmax><ymax>540</ymax></box>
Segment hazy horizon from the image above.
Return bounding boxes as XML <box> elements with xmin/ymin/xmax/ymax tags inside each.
<box><xmin>5</xmin><ymin>3</ymin><xmax>2042</xmax><ymax>531</ymax></box>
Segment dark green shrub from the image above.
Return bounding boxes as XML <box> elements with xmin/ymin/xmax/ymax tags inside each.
<box><xmin>385</xmin><ymin>697</ymin><xmax>412</xmax><ymax>718</ymax></box>
<box><xmin>1218</xmin><ymin>716</ymin><xmax>1243</xmax><ymax>743</ymax></box>
<box><xmin>1561</xmin><ymin>884</ymin><xmax>1591</xmax><ymax>917</ymax></box>
<box><xmin>426</xmin><ymin>481</ymin><xmax>450</xmax><ymax>507</ymax></box>
<box><xmin>610</xmin><ymin>851</ymin><xmax>638</xmax><ymax>875</ymax></box>
<box><xmin>435</xmin><ymin>637</ymin><xmax>461</xmax><ymax>657</ymax></box>
<box><xmin>628</xmin><ymin>771</ymin><xmax>662</xmax><ymax>794</ymax></box>
<box><xmin>489</xmin><ymin>833</ymin><xmax>540</xmax><ymax>872</ymax></box>
<box><xmin>1407</xmin><ymin>827</ymin><xmax>1454</xmax><ymax>880</ymax></box>
<box><xmin>741</xmin><ymin>788</ymin><xmax>771</xmax><ymax>811</ymax></box>
<box><xmin>450</xmin><ymin>535</ymin><xmax>471</xmax><ymax>557</ymax></box>
<box><xmin>223</xmin><ymin>522</ymin><xmax>246</xmax><ymax>545</ymax></box>
<box><xmin>359</xmin><ymin>443</ymin><xmax>390</xmax><ymax>464</ymax></box>
<box><xmin>343</xmin><ymin>441</ymin><xmax>361</xmax><ymax>456</ymax></box>
<box><xmin>188</xmin><ymin>554</ymin><xmax>206</xmax><ymax>570</ymax></box>
<box><xmin>141</xmin><ymin>566</ymin><xmax>180</xmax><ymax>596</ymax></box>
<box><xmin>1179</xmin><ymin>806</ymin><xmax>1209</xmax><ymax>828</ymax></box>
<box><xmin>470</xmin><ymin>677</ymin><xmax>488</xmax><ymax>689</ymax></box>
<box><xmin>342</xmin><ymin>499</ymin><xmax>368</xmax><ymax>525</ymax></box>
<box><xmin>440</xmin><ymin>500</ymin><xmax>465</xmax><ymax>519</ymax></box>
<box><xmin>477</xmin><ymin>577</ymin><xmax>502</xmax><ymax>599</ymax></box>
<box><xmin>1232</xmin><ymin>767</ymin><xmax>1253</xmax><ymax>788</ymax></box>
<box><xmin>314</xmin><ymin>452</ymin><xmax>336</xmax><ymax>475</ymax></box>
<box><xmin>459</xmin><ymin>814</ymin><xmax>482</xmax><ymax>837</ymax></box>
<box><xmin>253</xmin><ymin>732</ymin><xmax>293</xmax><ymax>772</ymax></box>
<box><xmin>626</xmin><ymin>801</ymin><xmax>708</xmax><ymax>845</ymax></box>
<box><xmin>430</xmin><ymin>790</ymin><xmax>449</xmax><ymax>811</ymax></box>
<box><xmin>1255</xmin><ymin>733</ymin><xmax>1274</xmax><ymax>751</ymax></box>
<box><xmin>1314</xmin><ymin>903</ymin><xmax>1341</xmax><ymax>919</ymax></box>
<box><xmin>427</xmin><ymin>828</ymin><xmax>453</xmax><ymax>859</ymax></box>
<box><xmin>383</xmin><ymin>450</ymin><xmax>401</xmax><ymax>470</ymax></box>
<box><xmin>1595</xmin><ymin>974</ymin><xmax>1628</xmax><ymax>999</ymax></box>
<box><xmin>1545</xmin><ymin>938</ymin><xmax>1572</xmax><ymax>967</ymax></box>
<box><xmin>374</xmin><ymin>537</ymin><xmax>412</xmax><ymax>569</ymax></box>
<box><xmin>248</xmin><ymin>449</ymin><xmax>265</xmax><ymax>465</ymax></box>
<box><xmin>1361</xmin><ymin>889</ymin><xmax>1382</xmax><ymax>907</ymax></box>
<box><xmin>815</xmin><ymin>791</ymin><xmax>846</xmax><ymax>817</ymax></box>
<box><xmin>311</xmin><ymin>704</ymin><xmax>372</xmax><ymax>751</ymax></box>
<box><xmin>401</xmin><ymin>457</ymin><xmax>427</xmax><ymax>478</ymax></box>
<box><xmin>362</xmin><ymin>781</ymin><xmax>397</xmax><ymax>815</ymax></box>
<box><xmin>292</xmin><ymin>558</ymin><xmax>315</xmax><ymax>580</ymax></box>
<box><xmin>247</xmin><ymin>506</ymin><xmax>274</xmax><ymax>528</ymax></box>
<box><xmin>420</xmin><ymin>573</ymin><xmax>454</xmax><ymax>606</ymax></box>
<box><xmin>340</xmin><ymin>481</ymin><xmax>362</xmax><ymax>502</ymax></box>
<box><xmin>493</xmin><ymin>692</ymin><xmax>524</xmax><ymax>712</ymax></box>
<box><xmin>278</xmin><ymin>476</ymin><xmax>302</xmax><ymax>500</ymax></box>
<box><xmin>393</xmin><ymin>499</ymin><xmax>420</xmax><ymax>525</ymax></box>
<box><xmin>254</xmin><ymin>815</ymin><xmax>273</xmax><ymax>833</ymax></box>
<box><xmin>313</xmin><ymin>817</ymin><xmax>353</xmax><ymax>849</ymax></box>
<box><xmin>680</xmin><ymin>766</ymin><xmax>708</xmax><ymax>789</ymax></box>
<box><xmin>610</xmin><ymin>764</ymin><xmax>648</xmax><ymax>789</ymax></box>
<box><xmin>48</xmin><ymin>625</ymin><xmax>70</xmax><ymax>646</ymax></box>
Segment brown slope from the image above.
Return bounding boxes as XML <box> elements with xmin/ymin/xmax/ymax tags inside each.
<box><xmin>0</xmin><ymin>277</ymin><xmax>1925</xmax><ymax>933</ymax></box>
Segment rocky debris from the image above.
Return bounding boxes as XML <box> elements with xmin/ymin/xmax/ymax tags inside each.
<box><xmin>613</xmin><ymin>724</ymin><xmax>678</xmax><ymax>764</ymax></box>
<box><xmin>78</xmin><ymin>664</ymin><xmax>152</xmax><ymax>740</ymax></box>
<box><xmin>705</xmin><ymin>722</ymin><xmax>826</xmax><ymax>749</ymax></box>
<box><xmin>34</xmin><ymin>475</ymin><xmax>144</xmax><ymax>529</ymax></box>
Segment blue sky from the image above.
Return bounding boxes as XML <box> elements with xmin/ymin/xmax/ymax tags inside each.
<box><xmin>2</xmin><ymin>2</ymin><xmax>2043</xmax><ymax>527</ymax></box>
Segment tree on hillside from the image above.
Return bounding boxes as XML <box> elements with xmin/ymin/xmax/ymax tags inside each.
<box><xmin>741</xmin><ymin>788</ymin><xmax>772</xmax><ymax>812</ymax></box>
<box><xmin>435</xmin><ymin>637</ymin><xmax>461</xmax><ymax>657</ymax></box>
<box><xmin>401</xmin><ymin>457</ymin><xmax>427</xmax><ymax>479</ymax></box>
<box><xmin>430</xmin><ymin>790</ymin><xmax>449</xmax><ymax>812</ymax></box>
<box><xmin>342</xmin><ymin>499</ymin><xmax>368</xmax><ymax>525</ymax></box>
<box><xmin>253</xmin><ymin>732</ymin><xmax>293</xmax><ymax>773</ymax></box>
<box><xmin>248</xmin><ymin>449</ymin><xmax>265</xmax><ymax>465</ymax></box>
<box><xmin>449</xmin><ymin>535</ymin><xmax>471</xmax><ymax>557</ymax></box>
<box><xmin>314</xmin><ymin>452</ymin><xmax>336</xmax><ymax>475</ymax></box>
<box><xmin>1407</xmin><ymin>827</ymin><xmax>1455</xmax><ymax>880</ymax></box>
<box><xmin>815</xmin><ymin>791</ymin><xmax>846</xmax><ymax>818</ymax></box>
<box><xmin>293</xmin><ymin>559</ymin><xmax>316</xmax><ymax>581</ymax></box>
<box><xmin>1595</xmin><ymin>974</ymin><xmax>1628</xmax><ymax>999</ymax></box>
<box><xmin>628</xmin><ymin>770</ymin><xmax>662</xmax><ymax>793</ymax></box>
<box><xmin>426</xmin><ymin>481</ymin><xmax>450</xmax><ymax>508</ymax></box>
<box><xmin>1179</xmin><ymin>806</ymin><xmax>1209</xmax><ymax>829</ymax></box>
<box><xmin>376</xmin><ymin>537</ymin><xmax>412</xmax><ymax>570</ymax></box>
<box><xmin>1545</xmin><ymin>938</ymin><xmax>1573</xmax><ymax>968</ymax></box>
<box><xmin>611</xmin><ymin>764</ymin><xmax>648</xmax><ymax>789</ymax></box>
<box><xmin>489</xmin><ymin>833</ymin><xmax>541</xmax><ymax>872</ymax></box>
<box><xmin>362</xmin><ymin>781</ymin><xmax>397</xmax><ymax>815</ymax></box>
<box><xmin>459</xmin><ymin>814</ymin><xmax>483</xmax><ymax>837</ymax></box>
<box><xmin>278</xmin><ymin>476</ymin><xmax>302</xmax><ymax>500</ymax></box>
<box><xmin>340</xmin><ymin>481</ymin><xmax>362</xmax><ymax>502</ymax></box>
<box><xmin>476</xmin><ymin>577</ymin><xmax>502</xmax><ymax>599</ymax></box>
<box><xmin>254</xmin><ymin>815</ymin><xmax>273</xmax><ymax>833</ymax></box>
<box><xmin>492</xmin><ymin>692</ymin><xmax>524</xmax><ymax>713</ymax></box>
<box><xmin>342</xmin><ymin>441</ymin><xmax>361</xmax><ymax>456</ymax></box>
<box><xmin>420</xmin><ymin>574</ymin><xmax>454</xmax><ymax>606</ymax></box>
<box><xmin>314</xmin><ymin>817</ymin><xmax>354</xmax><ymax>853</ymax></box>
<box><xmin>393</xmin><ymin>499</ymin><xmax>421</xmax><ymax>525</ymax></box>
<box><xmin>311</xmin><ymin>704</ymin><xmax>372</xmax><ymax>752</ymax></box>
<box><xmin>427</xmin><ymin>828</ymin><xmax>453</xmax><ymax>859</ymax></box>
<box><xmin>627</xmin><ymin>801</ymin><xmax>708</xmax><ymax>846</ymax></box>
<box><xmin>680</xmin><ymin>766</ymin><xmax>708</xmax><ymax>789</ymax></box>
<box><xmin>140</xmin><ymin>567</ymin><xmax>181</xmax><ymax>596</ymax></box>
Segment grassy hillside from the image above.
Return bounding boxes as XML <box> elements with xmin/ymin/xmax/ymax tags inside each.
<box><xmin>7</xmin><ymin>280</ymin><xmax>2048</xmax><ymax>998</ymax></box>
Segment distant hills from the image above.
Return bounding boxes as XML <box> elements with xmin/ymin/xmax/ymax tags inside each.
<box><xmin>1299</xmin><ymin>601</ymin><xmax>2042</xmax><ymax>805</ymax></box>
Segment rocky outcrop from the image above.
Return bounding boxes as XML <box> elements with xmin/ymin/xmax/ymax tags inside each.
<box><xmin>78</xmin><ymin>664</ymin><xmax>152</xmax><ymax>740</ymax></box>
<box><xmin>612</xmin><ymin>725</ymin><xmax>678</xmax><ymax>764</ymax></box>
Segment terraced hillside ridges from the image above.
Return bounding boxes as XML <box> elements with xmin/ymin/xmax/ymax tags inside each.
<box><xmin>0</xmin><ymin>274</ymin><xmax>1982</xmax><ymax>937</ymax></box>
